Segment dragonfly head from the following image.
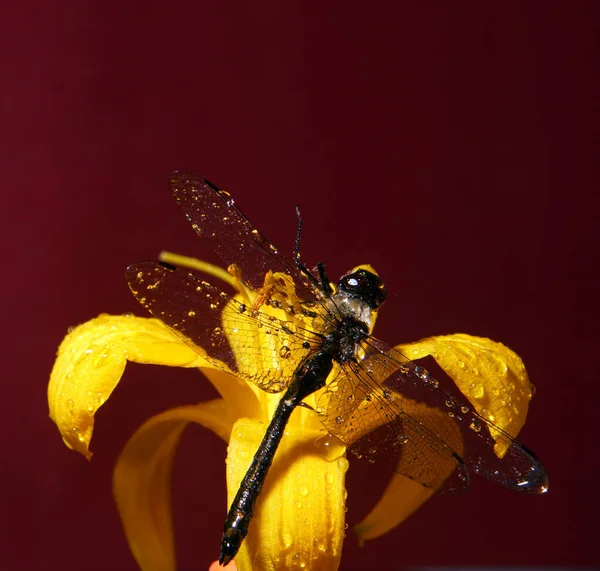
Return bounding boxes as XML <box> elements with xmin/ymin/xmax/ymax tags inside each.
<box><xmin>337</xmin><ymin>268</ymin><xmax>387</xmax><ymax>310</ymax></box>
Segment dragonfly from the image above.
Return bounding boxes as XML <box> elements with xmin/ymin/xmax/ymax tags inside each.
<box><xmin>126</xmin><ymin>172</ymin><xmax>549</xmax><ymax>566</ymax></box>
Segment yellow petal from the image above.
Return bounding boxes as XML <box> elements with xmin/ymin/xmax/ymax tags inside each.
<box><xmin>48</xmin><ymin>314</ymin><xmax>214</xmax><ymax>459</ymax></box>
<box><xmin>113</xmin><ymin>402</ymin><xmax>235</xmax><ymax>571</ymax></box>
<box><xmin>227</xmin><ymin>419</ymin><xmax>347</xmax><ymax>571</ymax></box>
<box><xmin>355</xmin><ymin>475</ymin><xmax>434</xmax><ymax>544</ymax></box>
<box><xmin>202</xmin><ymin>367</ymin><xmax>263</xmax><ymax>421</ymax></box>
<box><xmin>397</xmin><ymin>333</ymin><xmax>533</xmax><ymax>454</ymax></box>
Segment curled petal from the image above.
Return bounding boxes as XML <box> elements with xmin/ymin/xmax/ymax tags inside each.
<box><xmin>202</xmin><ymin>367</ymin><xmax>263</xmax><ymax>422</ymax></box>
<box><xmin>227</xmin><ymin>419</ymin><xmax>347</xmax><ymax>571</ymax></box>
<box><xmin>48</xmin><ymin>314</ymin><xmax>214</xmax><ymax>459</ymax></box>
<box><xmin>113</xmin><ymin>402</ymin><xmax>235</xmax><ymax>571</ymax></box>
<box><xmin>397</xmin><ymin>334</ymin><xmax>533</xmax><ymax>453</ymax></box>
<box><xmin>355</xmin><ymin>474</ymin><xmax>434</xmax><ymax>544</ymax></box>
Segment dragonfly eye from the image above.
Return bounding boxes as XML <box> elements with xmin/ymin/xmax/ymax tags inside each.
<box><xmin>338</xmin><ymin>269</ymin><xmax>387</xmax><ymax>309</ymax></box>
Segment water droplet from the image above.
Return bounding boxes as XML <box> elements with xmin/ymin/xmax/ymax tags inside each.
<box><xmin>187</xmin><ymin>310</ymin><xmax>196</xmax><ymax>317</ymax></box>
<box><xmin>279</xmin><ymin>345</ymin><xmax>291</xmax><ymax>359</ymax></box>
<box><xmin>335</xmin><ymin>415</ymin><xmax>343</xmax><ymax>424</ymax></box>
<box><xmin>469</xmin><ymin>421</ymin><xmax>482</xmax><ymax>433</ymax></box>
<box><xmin>218</xmin><ymin>189</ymin><xmax>235</xmax><ymax>206</ymax></box>
<box><xmin>337</xmin><ymin>457</ymin><xmax>350</xmax><ymax>474</ymax></box>
<box><xmin>238</xmin><ymin>303</ymin><xmax>246</xmax><ymax>313</ymax></box>
<box><xmin>299</xmin><ymin>486</ymin><xmax>309</xmax><ymax>496</ymax></box>
<box><xmin>398</xmin><ymin>434</ymin><xmax>409</xmax><ymax>445</ymax></box>
<box><xmin>209</xmin><ymin>303</ymin><xmax>217</xmax><ymax>310</ymax></box>
<box><xmin>67</xmin><ymin>326</ymin><xmax>75</xmax><ymax>333</ymax></box>
<box><xmin>292</xmin><ymin>553</ymin><xmax>306</xmax><ymax>569</ymax></box>
<box><xmin>457</xmin><ymin>360</ymin><xmax>466</xmax><ymax>369</ymax></box>
<box><xmin>460</xmin><ymin>405</ymin><xmax>469</xmax><ymax>414</ymax></box>
<box><xmin>472</xmin><ymin>383</ymin><xmax>484</xmax><ymax>398</ymax></box>
<box><xmin>87</xmin><ymin>404</ymin><xmax>94</xmax><ymax>412</ymax></box>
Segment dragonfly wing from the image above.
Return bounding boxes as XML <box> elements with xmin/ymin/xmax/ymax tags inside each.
<box><xmin>322</xmin><ymin>358</ymin><xmax>468</xmax><ymax>492</ymax></box>
<box><xmin>126</xmin><ymin>261</ymin><xmax>319</xmax><ymax>392</ymax></box>
<box><xmin>168</xmin><ymin>172</ymin><xmax>316</xmax><ymax>296</ymax></box>
<box><xmin>321</xmin><ymin>337</ymin><xmax>548</xmax><ymax>494</ymax></box>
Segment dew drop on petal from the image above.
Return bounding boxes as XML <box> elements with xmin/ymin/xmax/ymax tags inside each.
<box><xmin>472</xmin><ymin>383</ymin><xmax>484</xmax><ymax>399</ymax></box>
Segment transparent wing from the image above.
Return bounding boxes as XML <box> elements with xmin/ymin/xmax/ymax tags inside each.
<box><xmin>321</xmin><ymin>337</ymin><xmax>548</xmax><ymax>494</ymax></box>
<box><xmin>321</xmin><ymin>356</ymin><xmax>468</xmax><ymax>492</ymax></box>
<box><xmin>168</xmin><ymin>172</ymin><xmax>317</xmax><ymax>297</ymax></box>
<box><xmin>126</xmin><ymin>261</ymin><xmax>322</xmax><ymax>392</ymax></box>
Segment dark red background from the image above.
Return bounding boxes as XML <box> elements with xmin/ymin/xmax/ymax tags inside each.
<box><xmin>2</xmin><ymin>2</ymin><xmax>598</xmax><ymax>570</ymax></box>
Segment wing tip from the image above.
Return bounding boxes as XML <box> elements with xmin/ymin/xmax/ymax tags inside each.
<box><xmin>169</xmin><ymin>171</ymin><xmax>220</xmax><ymax>193</ymax></box>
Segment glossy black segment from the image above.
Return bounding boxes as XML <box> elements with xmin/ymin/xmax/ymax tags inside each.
<box><xmin>338</xmin><ymin>268</ymin><xmax>387</xmax><ymax>309</ymax></box>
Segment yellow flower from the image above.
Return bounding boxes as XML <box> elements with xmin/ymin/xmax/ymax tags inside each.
<box><xmin>48</xmin><ymin>254</ymin><xmax>537</xmax><ymax>571</ymax></box>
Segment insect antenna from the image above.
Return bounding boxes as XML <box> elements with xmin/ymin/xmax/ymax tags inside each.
<box><xmin>294</xmin><ymin>204</ymin><xmax>321</xmax><ymax>288</ymax></box>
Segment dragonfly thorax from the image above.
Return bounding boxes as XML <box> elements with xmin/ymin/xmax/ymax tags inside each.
<box><xmin>322</xmin><ymin>314</ymin><xmax>369</xmax><ymax>364</ymax></box>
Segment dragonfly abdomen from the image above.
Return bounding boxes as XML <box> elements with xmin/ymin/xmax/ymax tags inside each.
<box><xmin>220</xmin><ymin>351</ymin><xmax>333</xmax><ymax>565</ymax></box>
